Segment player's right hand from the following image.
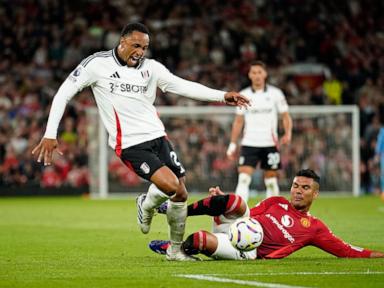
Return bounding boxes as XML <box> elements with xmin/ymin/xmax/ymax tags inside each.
<box><xmin>224</xmin><ymin>92</ymin><xmax>250</xmax><ymax>108</ymax></box>
<box><xmin>32</xmin><ymin>138</ymin><xmax>63</xmax><ymax>166</ymax></box>
<box><xmin>226</xmin><ymin>142</ymin><xmax>237</xmax><ymax>159</ymax></box>
<box><xmin>208</xmin><ymin>186</ymin><xmax>225</xmax><ymax>196</ymax></box>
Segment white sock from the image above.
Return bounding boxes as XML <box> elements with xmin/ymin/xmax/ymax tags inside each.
<box><xmin>143</xmin><ymin>183</ymin><xmax>169</xmax><ymax>211</ymax></box>
<box><xmin>235</xmin><ymin>173</ymin><xmax>252</xmax><ymax>202</ymax></box>
<box><xmin>167</xmin><ymin>201</ymin><xmax>187</xmax><ymax>249</ymax></box>
<box><xmin>265</xmin><ymin>177</ymin><xmax>279</xmax><ymax>198</ymax></box>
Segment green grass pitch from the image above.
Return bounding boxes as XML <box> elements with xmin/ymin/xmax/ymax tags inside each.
<box><xmin>0</xmin><ymin>194</ymin><xmax>383</xmax><ymax>288</ymax></box>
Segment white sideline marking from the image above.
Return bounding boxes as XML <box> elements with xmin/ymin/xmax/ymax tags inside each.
<box><xmin>176</xmin><ymin>274</ymin><xmax>312</xmax><ymax>288</ymax></box>
<box><xmin>204</xmin><ymin>271</ymin><xmax>384</xmax><ymax>276</ymax></box>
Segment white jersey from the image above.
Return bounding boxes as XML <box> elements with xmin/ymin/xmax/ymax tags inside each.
<box><xmin>236</xmin><ymin>84</ymin><xmax>288</xmax><ymax>147</ymax></box>
<box><xmin>44</xmin><ymin>48</ymin><xmax>225</xmax><ymax>153</ymax></box>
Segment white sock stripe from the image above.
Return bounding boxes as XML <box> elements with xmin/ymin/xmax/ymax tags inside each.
<box><xmin>227</xmin><ymin>196</ymin><xmax>240</xmax><ymax>214</ymax></box>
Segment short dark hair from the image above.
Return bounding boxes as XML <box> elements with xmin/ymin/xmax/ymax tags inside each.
<box><xmin>121</xmin><ymin>22</ymin><xmax>149</xmax><ymax>37</ymax></box>
<box><xmin>250</xmin><ymin>60</ymin><xmax>267</xmax><ymax>70</ymax></box>
<box><xmin>295</xmin><ymin>169</ymin><xmax>320</xmax><ymax>184</ymax></box>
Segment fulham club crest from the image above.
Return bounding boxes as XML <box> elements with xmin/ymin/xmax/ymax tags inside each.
<box><xmin>140</xmin><ymin>162</ymin><xmax>150</xmax><ymax>174</ymax></box>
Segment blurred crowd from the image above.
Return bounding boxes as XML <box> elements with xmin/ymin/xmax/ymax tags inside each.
<box><xmin>0</xmin><ymin>0</ymin><xmax>383</xmax><ymax>193</ymax></box>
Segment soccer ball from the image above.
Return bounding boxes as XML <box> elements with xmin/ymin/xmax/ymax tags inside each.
<box><xmin>229</xmin><ymin>217</ymin><xmax>264</xmax><ymax>251</ymax></box>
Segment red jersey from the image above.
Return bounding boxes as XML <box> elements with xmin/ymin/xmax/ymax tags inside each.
<box><xmin>250</xmin><ymin>197</ymin><xmax>372</xmax><ymax>259</ymax></box>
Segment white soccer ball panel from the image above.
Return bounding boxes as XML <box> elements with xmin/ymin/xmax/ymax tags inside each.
<box><xmin>229</xmin><ymin>217</ymin><xmax>264</xmax><ymax>252</ymax></box>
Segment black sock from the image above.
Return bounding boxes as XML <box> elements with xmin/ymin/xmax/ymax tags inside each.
<box><xmin>181</xmin><ymin>231</ymin><xmax>212</xmax><ymax>256</ymax></box>
<box><xmin>187</xmin><ymin>195</ymin><xmax>230</xmax><ymax>216</ymax></box>
<box><xmin>181</xmin><ymin>233</ymin><xmax>199</xmax><ymax>255</ymax></box>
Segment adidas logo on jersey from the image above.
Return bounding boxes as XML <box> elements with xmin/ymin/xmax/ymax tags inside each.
<box><xmin>110</xmin><ymin>72</ymin><xmax>120</xmax><ymax>78</ymax></box>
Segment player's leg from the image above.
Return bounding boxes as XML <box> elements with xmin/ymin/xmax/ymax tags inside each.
<box><xmin>149</xmin><ymin>231</ymin><xmax>256</xmax><ymax>260</ymax></box>
<box><xmin>150</xmin><ymin>171</ymin><xmax>191</xmax><ymax>260</ymax></box>
<box><xmin>235</xmin><ymin>146</ymin><xmax>258</xmax><ymax>202</ymax></box>
<box><xmin>155</xmin><ymin>137</ymin><xmax>197</xmax><ymax>261</ymax></box>
<box><xmin>156</xmin><ymin>193</ymin><xmax>250</xmax><ymax>233</ymax></box>
<box><xmin>264</xmin><ymin>170</ymin><xmax>279</xmax><ymax>198</ymax></box>
<box><xmin>185</xmin><ymin>193</ymin><xmax>249</xmax><ymax>233</ymax></box>
<box><xmin>182</xmin><ymin>231</ymin><xmax>256</xmax><ymax>260</ymax></box>
<box><xmin>187</xmin><ymin>194</ymin><xmax>247</xmax><ymax>217</ymax></box>
<box><xmin>235</xmin><ymin>166</ymin><xmax>253</xmax><ymax>202</ymax></box>
<box><xmin>119</xmin><ymin>138</ymin><xmax>175</xmax><ymax>234</ymax></box>
<box><xmin>261</xmin><ymin>147</ymin><xmax>281</xmax><ymax>198</ymax></box>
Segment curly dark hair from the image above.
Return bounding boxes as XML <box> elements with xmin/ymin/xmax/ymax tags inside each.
<box><xmin>296</xmin><ymin>169</ymin><xmax>320</xmax><ymax>184</ymax></box>
<box><xmin>121</xmin><ymin>22</ymin><xmax>149</xmax><ymax>37</ymax></box>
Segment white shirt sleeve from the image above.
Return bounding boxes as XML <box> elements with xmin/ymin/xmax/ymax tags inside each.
<box><xmin>44</xmin><ymin>64</ymin><xmax>95</xmax><ymax>139</ymax></box>
<box><xmin>154</xmin><ymin>61</ymin><xmax>225</xmax><ymax>102</ymax></box>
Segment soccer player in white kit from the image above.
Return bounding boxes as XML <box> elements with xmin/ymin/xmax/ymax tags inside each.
<box><xmin>31</xmin><ymin>23</ymin><xmax>249</xmax><ymax>261</ymax></box>
<box><xmin>226</xmin><ymin>61</ymin><xmax>292</xmax><ymax>202</ymax></box>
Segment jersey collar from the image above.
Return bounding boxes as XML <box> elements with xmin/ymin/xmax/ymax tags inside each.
<box><xmin>251</xmin><ymin>84</ymin><xmax>268</xmax><ymax>93</ymax></box>
<box><xmin>113</xmin><ymin>47</ymin><xmax>127</xmax><ymax>66</ymax></box>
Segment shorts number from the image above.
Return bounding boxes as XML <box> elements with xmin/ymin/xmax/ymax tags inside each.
<box><xmin>267</xmin><ymin>152</ymin><xmax>280</xmax><ymax>169</ymax></box>
<box><xmin>170</xmin><ymin>151</ymin><xmax>185</xmax><ymax>174</ymax></box>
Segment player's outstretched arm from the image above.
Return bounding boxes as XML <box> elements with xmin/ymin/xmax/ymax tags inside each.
<box><xmin>32</xmin><ymin>138</ymin><xmax>63</xmax><ymax>166</ymax></box>
<box><xmin>369</xmin><ymin>251</ymin><xmax>384</xmax><ymax>258</ymax></box>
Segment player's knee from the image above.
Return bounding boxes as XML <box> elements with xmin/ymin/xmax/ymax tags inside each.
<box><xmin>158</xmin><ymin>177</ymin><xmax>181</xmax><ymax>195</ymax></box>
<box><xmin>225</xmin><ymin>194</ymin><xmax>247</xmax><ymax>218</ymax></box>
<box><xmin>238</xmin><ymin>173</ymin><xmax>251</xmax><ymax>186</ymax></box>
<box><xmin>171</xmin><ymin>181</ymin><xmax>188</xmax><ymax>202</ymax></box>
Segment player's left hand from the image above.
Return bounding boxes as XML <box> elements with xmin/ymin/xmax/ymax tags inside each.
<box><xmin>224</xmin><ymin>92</ymin><xmax>250</xmax><ymax>108</ymax></box>
<box><xmin>280</xmin><ymin>133</ymin><xmax>292</xmax><ymax>145</ymax></box>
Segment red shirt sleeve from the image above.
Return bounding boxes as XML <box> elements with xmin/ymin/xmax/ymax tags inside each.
<box><xmin>250</xmin><ymin>197</ymin><xmax>288</xmax><ymax>216</ymax></box>
<box><xmin>264</xmin><ymin>243</ymin><xmax>306</xmax><ymax>259</ymax></box>
<box><xmin>311</xmin><ymin>220</ymin><xmax>372</xmax><ymax>258</ymax></box>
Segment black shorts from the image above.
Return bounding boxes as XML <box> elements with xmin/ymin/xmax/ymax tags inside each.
<box><xmin>119</xmin><ymin>136</ymin><xmax>185</xmax><ymax>181</ymax></box>
<box><xmin>239</xmin><ymin>146</ymin><xmax>281</xmax><ymax>170</ymax></box>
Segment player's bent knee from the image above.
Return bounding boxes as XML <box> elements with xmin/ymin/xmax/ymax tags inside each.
<box><xmin>225</xmin><ymin>194</ymin><xmax>247</xmax><ymax>218</ymax></box>
<box><xmin>155</xmin><ymin>178</ymin><xmax>181</xmax><ymax>196</ymax></box>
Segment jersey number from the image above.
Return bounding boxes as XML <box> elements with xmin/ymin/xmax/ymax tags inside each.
<box><xmin>170</xmin><ymin>151</ymin><xmax>185</xmax><ymax>174</ymax></box>
<box><xmin>267</xmin><ymin>152</ymin><xmax>280</xmax><ymax>169</ymax></box>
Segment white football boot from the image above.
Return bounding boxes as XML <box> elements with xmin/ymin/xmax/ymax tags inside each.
<box><xmin>136</xmin><ymin>194</ymin><xmax>155</xmax><ymax>234</ymax></box>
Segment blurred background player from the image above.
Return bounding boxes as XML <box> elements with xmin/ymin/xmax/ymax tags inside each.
<box><xmin>375</xmin><ymin>113</ymin><xmax>384</xmax><ymax>201</ymax></box>
<box><xmin>226</xmin><ymin>61</ymin><xmax>292</xmax><ymax>202</ymax></box>
<box><xmin>31</xmin><ymin>22</ymin><xmax>249</xmax><ymax>261</ymax></box>
<box><xmin>150</xmin><ymin>169</ymin><xmax>384</xmax><ymax>260</ymax></box>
